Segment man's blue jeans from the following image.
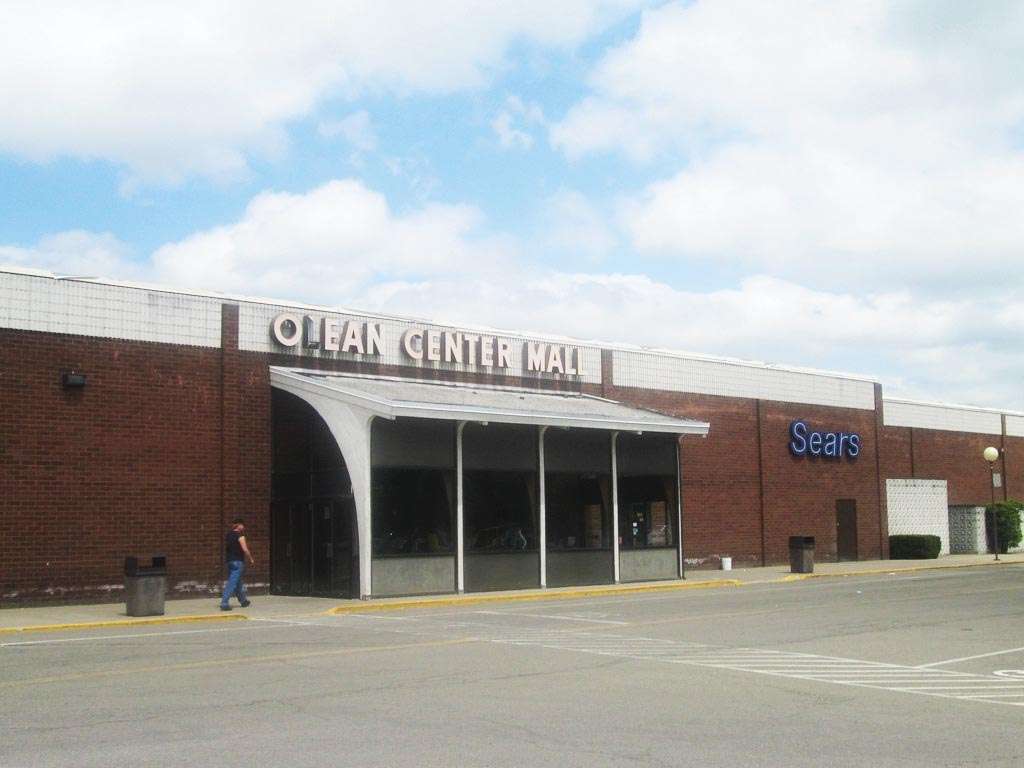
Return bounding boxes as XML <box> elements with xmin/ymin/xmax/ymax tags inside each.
<box><xmin>221</xmin><ymin>560</ymin><xmax>248</xmax><ymax>607</ymax></box>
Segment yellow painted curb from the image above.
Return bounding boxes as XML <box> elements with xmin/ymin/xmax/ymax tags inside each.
<box><xmin>326</xmin><ymin>579</ymin><xmax>744</xmax><ymax>615</ymax></box>
<box><xmin>0</xmin><ymin>613</ymin><xmax>248</xmax><ymax>636</ymax></box>
<box><xmin>781</xmin><ymin>559</ymin><xmax>1024</xmax><ymax>581</ymax></box>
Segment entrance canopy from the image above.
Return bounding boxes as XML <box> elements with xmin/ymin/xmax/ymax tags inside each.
<box><xmin>269</xmin><ymin>367</ymin><xmax>710</xmax><ymax>435</ymax></box>
<box><xmin>269</xmin><ymin>367</ymin><xmax>709</xmax><ymax>599</ymax></box>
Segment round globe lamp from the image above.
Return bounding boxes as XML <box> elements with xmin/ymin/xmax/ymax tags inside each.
<box><xmin>983</xmin><ymin>447</ymin><xmax>1000</xmax><ymax>560</ymax></box>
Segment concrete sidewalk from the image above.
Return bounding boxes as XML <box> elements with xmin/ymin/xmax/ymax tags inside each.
<box><xmin>3</xmin><ymin>553</ymin><xmax>1022</xmax><ymax>634</ymax></box>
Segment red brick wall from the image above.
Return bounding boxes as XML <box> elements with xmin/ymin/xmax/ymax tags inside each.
<box><xmin>602</xmin><ymin>385</ymin><xmax>884</xmax><ymax>567</ymax></box>
<box><xmin>878</xmin><ymin>424</ymin><xmax>1024</xmax><ymax>507</ymax></box>
<box><xmin>760</xmin><ymin>401</ymin><xmax>882</xmax><ymax>563</ymax></box>
<box><xmin>909</xmin><ymin>429</ymin><xmax>996</xmax><ymax>505</ymax></box>
<box><xmin>0</xmin><ymin>327</ymin><xmax>225</xmax><ymax>603</ymax></box>
<box><xmin>2</xmin><ymin>305</ymin><xmax>1020</xmax><ymax>603</ymax></box>
<box><xmin>878</xmin><ymin>426</ymin><xmax>913</xmax><ymax>481</ymax></box>
<box><xmin>1004</xmin><ymin>435</ymin><xmax>1024</xmax><ymax>501</ymax></box>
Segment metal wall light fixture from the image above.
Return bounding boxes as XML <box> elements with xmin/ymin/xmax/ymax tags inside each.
<box><xmin>61</xmin><ymin>371</ymin><xmax>87</xmax><ymax>388</ymax></box>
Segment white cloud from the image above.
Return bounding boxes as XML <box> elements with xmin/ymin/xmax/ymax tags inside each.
<box><xmin>542</xmin><ymin>190</ymin><xmax>617</xmax><ymax>260</ymax></box>
<box><xmin>360</xmin><ymin>271</ymin><xmax>1024</xmax><ymax>410</ymax></box>
<box><xmin>492</xmin><ymin>112</ymin><xmax>534</xmax><ymax>151</ymax></box>
<box><xmin>551</xmin><ymin>0</ymin><xmax>1024</xmax><ymax>292</ymax></box>
<box><xmin>5</xmin><ymin>179</ymin><xmax>1020</xmax><ymax>410</ymax></box>
<box><xmin>0</xmin><ymin>0</ymin><xmax>644</xmax><ymax>184</ymax></box>
<box><xmin>149</xmin><ymin>179</ymin><xmax>514</xmax><ymax>302</ymax></box>
<box><xmin>492</xmin><ymin>95</ymin><xmax>546</xmax><ymax>150</ymax></box>
<box><xmin>318</xmin><ymin>111</ymin><xmax>378</xmax><ymax>152</ymax></box>
<box><xmin>0</xmin><ymin>231</ymin><xmax>139</xmax><ymax>279</ymax></box>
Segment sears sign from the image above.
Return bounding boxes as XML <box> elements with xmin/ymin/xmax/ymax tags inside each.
<box><xmin>789</xmin><ymin>420</ymin><xmax>861</xmax><ymax>460</ymax></box>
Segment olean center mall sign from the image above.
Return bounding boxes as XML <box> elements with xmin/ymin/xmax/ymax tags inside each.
<box><xmin>270</xmin><ymin>313</ymin><xmax>585</xmax><ymax>377</ymax></box>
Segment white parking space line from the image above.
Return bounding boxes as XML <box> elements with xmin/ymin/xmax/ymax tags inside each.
<box><xmin>916</xmin><ymin>645</ymin><xmax>1024</xmax><ymax>668</ymax></box>
<box><xmin>248</xmin><ymin>616</ymin><xmax>332</xmax><ymax>626</ymax></box>
<box><xmin>473</xmin><ymin>610</ymin><xmax>628</xmax><ymax>625</ymax></box>
<box><xmin>347</xmin><ymin>613</ymin><xmax>1024</xmax><ymax>709</ymax></box>
<box><xmin>1</xmin><ymin>614</ymin><xmax>375</xmax><ymax>648</ymax></box>
<box><xmin>0</xmin><ymin>623</ymin><xmax>278</xmax><ymax>647</ymax></box>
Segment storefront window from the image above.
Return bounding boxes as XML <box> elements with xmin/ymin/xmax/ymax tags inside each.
<box><xmin>463</xmin><ymin>423</ymin><xmax>538</xmax><ymax>552</ymax></box>
<box><xmin>544</xmin><ymin>429</ymin><xmax>612</xmax><ymax>550</ymax></box>
<box><xmin>616</xmin><ymin>433</ymin><xmax>677</xmax><ymax>549</ymax></box>
<box><xmin>371</xmin><ymin>418</ymin><xmax>455</xmax><ymax>556</ymax></box>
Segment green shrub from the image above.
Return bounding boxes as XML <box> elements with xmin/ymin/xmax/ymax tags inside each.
<box><xmin>986</xmin><ymin>499</ymin><xmax>1024</xmax><ymax>554</ymax></box>
<box><xmin>889</xmin><ymin>535</ymin><xmax>941</xmax><ymax>559</ymax></box>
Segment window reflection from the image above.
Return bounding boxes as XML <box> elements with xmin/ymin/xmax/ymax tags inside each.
<box><xmin>616</xmin><ymin>433</ymin><xmax>677</xmax><ymax>549</ymax></box>
<box><xmin>464</xmin><ymin>423</ymin><xmax>538</xmax><ymax>553</ymax></box>
<box><xmin>371</xmin><ymin>418</ymin><xmax>455</xmax><ymax>556</ymax></box>
<box><xmin>544</xmin><ymin>429</ymin><xmax>612</xmax><ymax>550</ymax></box>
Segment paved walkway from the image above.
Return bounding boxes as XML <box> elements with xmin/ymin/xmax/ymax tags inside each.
<box><xmin>2</xmin><ymin>553</ymin><xmax>1021</xmax><ymax>633</ymax></box>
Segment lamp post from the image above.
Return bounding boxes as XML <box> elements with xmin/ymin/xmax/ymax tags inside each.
<box><xmin>984</xmin><ymin>446</ymin><xmax>1000</xmax><ymax>561</ymax></box>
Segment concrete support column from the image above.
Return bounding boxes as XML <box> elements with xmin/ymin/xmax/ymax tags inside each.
<box><xmin>268</xmin><ymin>372</ymin><xmax>380</xmax><ymax>599</ymax></box>
<box><xmin>538</xmin><ymin>425</ymin><xmax>549</xmax><ymax>589</ymax></box>
<box><xmin>456</xmin><ymin>421</ymin><xmax>467</xmax><ymax>594</ymax></box>
<box><xmin>611</xmin><ymin>431</ymin><xmax>620</xmax><ymax>584</ymax></box>
<box><xmin>676</xmin><ymin>439</ymin><xmax>685</xmax><ymax>579</ymax></box>
<box><xmin>311</xmin><ymin>401</ymin><xmax>375</xmax><ymax>598</ymax></box>
<box><xmin>357</xmin><ymin>417</ymin><xmax>374</xmax><ymax>599</ymax></box>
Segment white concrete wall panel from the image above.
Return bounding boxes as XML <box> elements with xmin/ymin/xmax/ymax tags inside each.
<box><xmin>948</xmin><ymin>506</ymin><xmax>986</xmax><ymax>554</ymax></box>
<box><xmin>951</xmin><ymin>506</ymin><xmax>1024</xmax><ymax>555</ymax></box>
<box><xmin>886</xmin><ymin>479</ymin><xmax>950</xmax><ymax>554</ymax></box>
<box><xmin>612</xmin><ymin>350</ymin><xmax>876</xmax><ymax>410</ymax></box>
<box><xmin>882</xmin><ymin>399</ymin><xmax>1003</xmax><ymax>434</ymax></box>
<box><xmin>0</xmin><ymin>271</ymin><xmax>221</xmax><ymax>347</ymax></box>
<box><xmin>2</xmin><ymin>268</ymin><xmax>1022</xmax><ymax>421</ymax></box>
<box><xmin>1006</xmin><ymin>414</ymin><xmax>1024</xmax><ymax>437</ymax></box>
<box><xmin>238</xmin><ymin>301</ymin><xmax>602</xmax><ymax>384</ymax></box>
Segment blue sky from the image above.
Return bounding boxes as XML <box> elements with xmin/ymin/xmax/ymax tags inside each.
<box><xmin>1</xmin><ymin>1</ymin><xmax>1022</xmax><ymax>409</ymax></box>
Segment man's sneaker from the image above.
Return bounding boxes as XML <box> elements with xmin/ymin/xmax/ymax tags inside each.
<box><xmin>240</xmin><ymin>600</ymin><xmax>251</xmax><ymax>608</ymax></box>
<box><xmin>220</xmin><ymin>605</ymin><xmax>232</xmax><ymax>611</ymax></box>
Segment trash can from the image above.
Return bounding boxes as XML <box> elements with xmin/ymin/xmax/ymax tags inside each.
<box><xmin>788</xmin><ymin>536</ymin><xmax>815</xmax><ymax>574</ymax></box>
<box><xmin>124</xmin><ymin>556</ymin><xmax>167</xmax><ymax>616</ymax></box>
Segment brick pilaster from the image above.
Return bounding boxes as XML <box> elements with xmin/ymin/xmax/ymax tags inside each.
<box><xmin>220</xmin><ymin>304</ymin><xmax>241</xmax><ymax>559</ymax></box>
<box><xmin>873</xmin><ymin>383</ymin><xmax>889</xmax><ymax>559</ymax></box>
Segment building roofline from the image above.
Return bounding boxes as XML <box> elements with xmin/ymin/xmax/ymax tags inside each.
<box><xmin>883</xmin><ymin>396</ymin><xmax>1024</xmax><ymax>418</ymax></box>
<box><xmin>1</xmin><ymin>264</ymin><xmax>885</xmax><ymax>387</ymax></box>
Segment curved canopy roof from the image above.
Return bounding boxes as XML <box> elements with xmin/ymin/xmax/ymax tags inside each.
<box><xmin>270</xmin><ymin>367</ymin><xmax>709</xmax><ymax>436</ymax></box>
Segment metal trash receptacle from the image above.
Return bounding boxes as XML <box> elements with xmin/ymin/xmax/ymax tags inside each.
<box><xmin>788</xmin><ymin>536</ymin><xmax>815</xmax><ymax>574</ymax></box>
<box><xmin>124</xmin><ymin>556</ymin><xmax>167</xmax><ymax>616</ymax></box>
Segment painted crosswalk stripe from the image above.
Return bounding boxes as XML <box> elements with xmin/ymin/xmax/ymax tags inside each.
<box><xmin>329</xmin><ymin>613</ymin><xmax>1024</xmax><ymax>708</ymax></box>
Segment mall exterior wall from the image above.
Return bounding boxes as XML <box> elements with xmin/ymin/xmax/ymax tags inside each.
<box><xmin>0</xmin><ymin>305</ymin><xmax>271</xmax><ymax>603</ymax></box>
<box><xmin>1</xmin><ymin>267</ymin><xmax>1022</xmax><ymax>603</ymax></box>
<box><xmin>880</xmin><ymin>399</ymin><xmax>1024</xmax><ymax>507</ymax></box>
<box><xmin>603</xmin><ymin>384</ymin><xmax>886</xmax><ymax>567</ymax></box>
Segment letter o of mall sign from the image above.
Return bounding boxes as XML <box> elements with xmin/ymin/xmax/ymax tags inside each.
<box><xmin>271</xmin><ymin>313</ymin><xmax>302</xmax><ymax>347</ymax></box>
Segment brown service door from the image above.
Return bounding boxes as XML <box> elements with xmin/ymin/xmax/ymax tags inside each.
<box><xmin>836</xmin><ymin>499</ymin><xmax>858</xmax><ymax>561</ymax></box>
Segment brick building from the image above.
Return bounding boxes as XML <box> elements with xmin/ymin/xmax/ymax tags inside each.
<box><xmin>2</xmin><ymin>266</ymin><xmax>1021</xmax><ymax>604</ymax></box>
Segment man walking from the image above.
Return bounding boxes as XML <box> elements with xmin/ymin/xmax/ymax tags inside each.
<box><xmin>220</xmin><ymin>518</ymin><xmax>255</xmax><ymax>611</ymax></box>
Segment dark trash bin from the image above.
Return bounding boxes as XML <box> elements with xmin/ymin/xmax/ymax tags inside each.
<box><xmin>124</xmin><ymin>556</ymin><xmax>167</xmax><ymax>616</ymax></box>
<box><xmin>788</xmin><ymin>536</ymin><xmax>815</xmax><ymax>574</ymax></box>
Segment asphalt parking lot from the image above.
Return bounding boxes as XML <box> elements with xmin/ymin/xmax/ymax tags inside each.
<box><xmin>3</xmin><ymin>566</ymin><xmax>1023</xmax><ymax>767</ymax></box>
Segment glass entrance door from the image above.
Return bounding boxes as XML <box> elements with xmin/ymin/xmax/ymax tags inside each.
<box><xmin>271</xmin><ymin>498</ymin><xmax>355</xmax><ymax>598</ymax></box>
<box><xmin>311</xmin><ymin>499</ymin><xmax>354</xmax><ymax>597</ymax></box>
